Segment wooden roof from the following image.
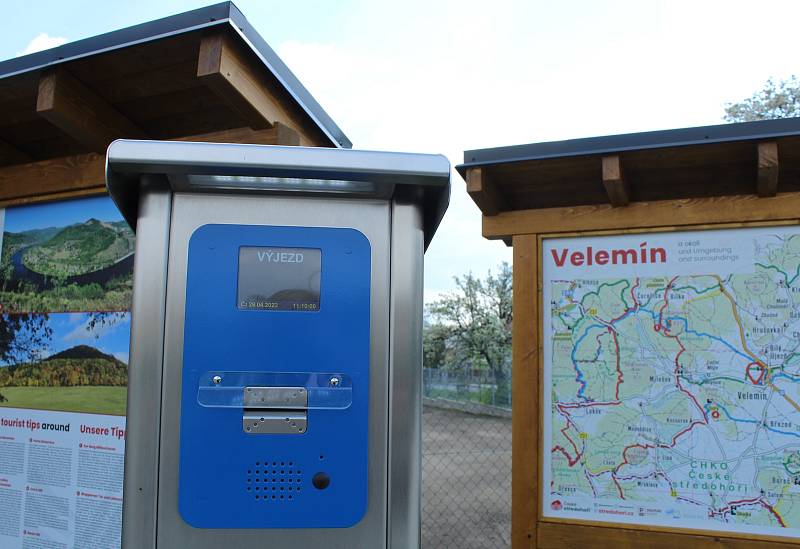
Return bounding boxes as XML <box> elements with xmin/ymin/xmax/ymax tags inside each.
<box><xmin>457</xmin><ymin>118</ymin><xmax>800</xmax><ymax>242</ymax></box>
<box><xmin>0</xmin><ymin>2</ymin><xmax>348</xmax><ymax>205</ymax></box>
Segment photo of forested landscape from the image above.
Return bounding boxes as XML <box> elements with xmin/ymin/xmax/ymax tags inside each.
<box><xmin>0</xmin><ymin>312</ymin><xmax>129</xmax><ymax>415</ymax></box>
<box><xmin>0</xmin><ymin>196</ymin><xmax>134</xmax><ymax>313</ymax></box>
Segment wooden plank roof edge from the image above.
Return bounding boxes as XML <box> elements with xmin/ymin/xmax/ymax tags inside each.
<box><xmin>0</xmin><ymin>1</ymin><xmax>351</xmax><ymax>149</ymax></box>
<box><xmin>0</xmin><ymin>2</ymin><xmax>233</xmax><ymax>80</ymax></box>
<box><xmin>226</xmin><ymin>5</ymin><xmax>350</xmax><ymax>149</ymax></box>
<box><xmin>455</xmin><ymin>117</ymin><xmax>800</xmax><ymax>177</ymax></box>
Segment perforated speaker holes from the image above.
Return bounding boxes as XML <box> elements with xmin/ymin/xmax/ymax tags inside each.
<box><xmin>246</xmin><ymin>460</ymin><xmax>303</xmax><ymax>502</ymax></box>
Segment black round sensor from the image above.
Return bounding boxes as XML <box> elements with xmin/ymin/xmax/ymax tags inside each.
<box><xmin>312</xmin><ymin>472</ymin><xmax>330</xmax><ymax>490</ymax></box>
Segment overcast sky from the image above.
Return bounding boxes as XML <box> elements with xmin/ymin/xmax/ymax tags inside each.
<box><xmin>3</xmin><ymin>0</ymin><xmax>800</xmax><ymax>301</ymax></box>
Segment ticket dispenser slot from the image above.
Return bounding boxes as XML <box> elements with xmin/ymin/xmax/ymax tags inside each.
<box><xmin>243</xmin><ymin>387</ymin><xmax>308</xmax><ymax>434</ymax></box>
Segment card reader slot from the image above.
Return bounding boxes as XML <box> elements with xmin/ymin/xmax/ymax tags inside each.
<box><xmin>243</xmin><ymin>410</ymin><xmax>307</xmax><ymax>434</ymax></box>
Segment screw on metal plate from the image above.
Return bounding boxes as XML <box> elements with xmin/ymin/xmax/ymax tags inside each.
<box><xmin>212</xmin><ymin>375</ymin><xmax>222</xmax><ymax>385</ymax></box>
<box><xmin>329</xmin><ymin>377</ymin><xmax>340</xmax><ymax>387</ymax></box>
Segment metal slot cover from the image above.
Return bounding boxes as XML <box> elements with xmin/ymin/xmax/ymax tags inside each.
<box><xmin>244</xmin><ymin>386</ymin><xmax>307</xmax><ymax>408</ymax></box>
<box><xmin>243</xmin><ymin>411</ymin><xmax>307</xmax><ymax>434</ymax></box>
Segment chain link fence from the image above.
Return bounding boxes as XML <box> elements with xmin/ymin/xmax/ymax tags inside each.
<box><xmin>421</xmin><ymin>368</ymin><xmax>512</xmax><ymax>548</ymax></box>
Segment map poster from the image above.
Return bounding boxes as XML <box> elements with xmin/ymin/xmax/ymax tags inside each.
<box><xmin>543</xmin><ymin>226</ymin><xmax>800</xmax><ymax>538</ymax></box>
<box><xmin>0</xmin><ymin>196</ymin><xmax>132</xmax><ymax>549</ymax></box>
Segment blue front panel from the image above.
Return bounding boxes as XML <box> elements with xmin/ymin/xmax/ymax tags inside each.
<box><xmin>178</xmin><ymin>224</ymin><xmax>370</xmax><ymax>528</ymax></box>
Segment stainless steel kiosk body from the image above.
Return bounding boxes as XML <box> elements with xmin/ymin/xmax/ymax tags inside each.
<box><xmin>105</xmin><ymin>140</ymin><xmax>450</xmax><ymax>549</ymax></box>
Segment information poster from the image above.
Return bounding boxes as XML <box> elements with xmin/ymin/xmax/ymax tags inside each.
<box><xmin>0</xmin><ymin>197</ymin><xmax>132</xmax><ymax>549</ymax></box>
<box><xmin>543</xmin><ymin>226</ymin><xmax>800</xmax><ymax>538</ymax></box>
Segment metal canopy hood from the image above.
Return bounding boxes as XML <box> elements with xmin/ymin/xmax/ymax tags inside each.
<box><xmin>106</xmin><ymin>139</ymin><xmax>451</xmax><ymax>249</ymax></box>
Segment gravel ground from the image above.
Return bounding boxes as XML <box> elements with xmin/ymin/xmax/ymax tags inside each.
<box><xmin>422</xmin><ymin>405</ymin><xmax>512</xmax><ymax>549</ymax></box>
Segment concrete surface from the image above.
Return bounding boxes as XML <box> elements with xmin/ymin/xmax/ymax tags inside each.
<box><xmin>422</xmin><ymin>405</ymin><xmax>511</xmax><ymax>549</ymax></box>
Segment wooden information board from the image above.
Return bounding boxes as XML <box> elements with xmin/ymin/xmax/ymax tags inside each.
<box><xmin>460</xmin><ymin>120</ymin><xmax>800</xmax><ymax>548</ymax></box>
<box><xmin>0</xmin><ymin>5</ymin><xmax>347</xmax><ymax>548</ymax></box>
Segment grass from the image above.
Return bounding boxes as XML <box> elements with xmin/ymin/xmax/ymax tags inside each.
<box><xmin>0</xmin><ymin>386</ymin><xmax>127</xmax><ymax>416</ymax></box>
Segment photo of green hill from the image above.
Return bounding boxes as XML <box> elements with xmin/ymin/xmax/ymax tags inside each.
<box><xmin>0</xmin><ymin>344</ymin><xmax>128</xmax><ymax>415</ymax></box>
<box><xmin>21</xmin><ymin>219</ymin><xmax>134</xmax><ymax>276</ymax></box>
<box><xmin>0</xmin><ymin>345</ymin><xmax>128</xmax><ymax>415</ymax></box>
<box><xmin>0</xmin><ymin>344</ymin><xmax>128</xmax><ymax>385</ymax></box>
<box><xmin>0</xmin><ymin>197</ymin><xmax>134</xmax><ymax>313</ymax></box>
<box><xmin>0</xmin><ymin>311</ymin><xmax>130</xmax><ymax>416</ymax></box>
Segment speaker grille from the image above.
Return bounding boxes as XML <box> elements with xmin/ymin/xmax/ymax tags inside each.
<box><xmin>246</xmin><ymin>460</ymin><xmax>303</xmax><ymax>502</ymax></box>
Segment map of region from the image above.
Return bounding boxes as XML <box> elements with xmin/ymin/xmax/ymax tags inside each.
<box><xmin>542</xmin><ymin>226</ymin><xmax>800</xmax><ymax>538</ymax></box>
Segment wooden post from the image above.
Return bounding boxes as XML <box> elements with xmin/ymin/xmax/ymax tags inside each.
<box><xmin>512</xmin><ymin>234</ymin><xmax>539</xmax><ymax>549</ymax></box>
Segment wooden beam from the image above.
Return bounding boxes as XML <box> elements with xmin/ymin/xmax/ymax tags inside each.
<box><xmin>273</xmin><ymin>122</ymin><xmax>300</xmax><ymax>146</ymax></box>
<box><xmin>36</xmin><ymin>66</ymin><xmax>148</xmax><ymax>152</ymax></box>
<box><xmin>0</xmin><ymin>139</ymin><xmax>31</xmax><ymax>165</ymax></box>
<box><xmin>0</xmin><ymin>187</ymin><xmax>107</xmax><ymax>209</ymax></box>
<box><xmin>172</xmin><ymin>125</ymin><xmax>297</xmax><ymax>146</ymax></box>
<box><xmin>483</xmin><ymin>193</ymin><xmax>800</xmax><ymax>239</ymax></box>
<box><xmin>601</xmin><ymin>154</ymin><xmax>630</xmax><ymax>207</ymax></box>
<box><xmin>466</xmin><ymin>167</ymin><xmax>508</xmax><ymax>216</ymax></box>
<box><xmin>537</xmin><ymin>522</ymin><xmax>797</xmax><ymax>549</ymax></box>
<box><xmin>757</xmin><ymin>141</ymin><xmax>779</xmax><ymax>197</ymax></box>
<box><xmin>512</xmin><ymin>234</ymin><xmax>538</xmax><ymax>549</ymax></box>
<box><xmin>196</xmin><ymin>31</ymin><xmax>326</xmax><ymax>147</ymax></box>
<box><xmin>0</xmin><ymin>126</ymin><xmax>293</xmax><ymax>204</ymax></box>
<box><xmin>197</xmin><ymin>31</ymin><xmax>281</xmax><ymax>130</ymax></box>
<box><xmin>0</xmin><ymin>152</ymin><xmax>105</xmax><ymax>200</ymax></box>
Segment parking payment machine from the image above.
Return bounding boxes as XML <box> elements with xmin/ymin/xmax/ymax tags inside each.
<box><xmin>105</xmin><ymin>140</ymin><xmax>450</xmax><ymax>549</ymax></box>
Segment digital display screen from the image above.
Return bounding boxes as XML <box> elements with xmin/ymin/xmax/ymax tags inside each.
<box><xmin>237</xmin><ymin>247</ymin><xmax>321</xmax><ymax>311</ymax></box>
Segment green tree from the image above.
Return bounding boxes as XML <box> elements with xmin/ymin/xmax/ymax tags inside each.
<box><xmin>424</xmin><ymin>263</ymin><xmax>512</xmax><ymax>406</ymax></box>
<box><xmin>724</xmin><ymin>76</ymin><xmax>800</xmax><ymax>122</ymax></box>
<box><xmin>0</xmin><ymin>315</ymin><xmax>51</xmax><ymax>364</ymax></box>
<box><xmin>422</xmin><ymin>319</ymin><xmax>450</xmax><ymax>373</ymax></box>
<box><xmin>0</xmin><ymin>314</ymin><xmax>52</xmax><ymax>401</ymax></box>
